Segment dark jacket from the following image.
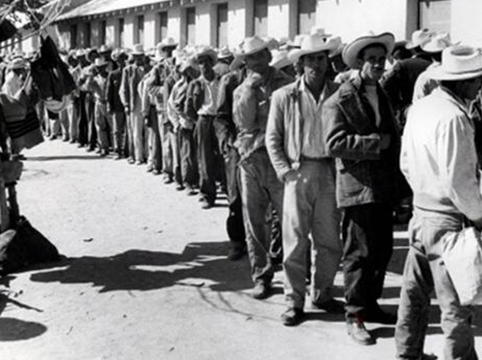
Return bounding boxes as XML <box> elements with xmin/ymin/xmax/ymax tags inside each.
<box><xmin>184</xmin><ymin>73</ymin><xmax>222</xmax><ymax>123</ymax></box>
<box><xmin>106</xmin><ymin>67</ymin><xmax>124</xmax><ymax>112</ymax></box>
<box><xmin>323</xmin><ymin>75</ymin><xmax>406</xmax><ymax>208</ymax></box>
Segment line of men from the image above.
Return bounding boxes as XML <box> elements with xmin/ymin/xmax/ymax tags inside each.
<box><xmin>0</xmin><ymin>26</ymin><xmax>480</xmax><ymax>358</ymax></box>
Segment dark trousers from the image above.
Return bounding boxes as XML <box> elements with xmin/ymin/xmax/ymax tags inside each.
<box><xmin>84</xmin><ymin>94</ymin><xmax>97</xmax><ymax>150</ymax></box>
<box><xmin>77</xmin><ymin>92</ymin><xmax>89</xmax><ymax>146</ymax></box>
<box><xmin>342</xmin><ymin>203</ymin><xmax>393</xmax><ymax>317</ymax></box>
<box><xmin>223</xmin><ymin>146</ymin><xmax>246</xmax><ymax>249</ymax></box>
<box><xmin>180</xmin><ymin>128</ymin><xmax>198</xmax><ymax>188</ymax></box>
<box><xmin>195</xmin><ymin>115</ymin><xmax>219</xmax><ymax>204</ymax></box>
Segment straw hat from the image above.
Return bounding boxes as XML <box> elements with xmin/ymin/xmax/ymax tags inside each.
<box><xmin>76</xmin><ymin>49</ymin><xmax>87</xmax><ymax>58</ymax></box>
<box><xmin>94</xmin><ymin>58</ymin><xmax>108</xmax><ymax>68</ymax></box>
<box><xmin>342</xmin><ymin>32</ymin><xmax>395</xmax><ymax>68</ymax></box>
<box><xmin>406</xmin><ymin>29</ymin><xmax>433</xmax><ymax>50</ymax></box>
<box><xmin>421</xmin><ymin>32</ymin><xmax>451</xmax><ymax>53</ymax></box>
<box><xmin>195</xmin><ymin>45</ymin><xmax>218</xmax><ymax>64</ymax></box>
<box><xmin>428</xmin><ymin>45</ymin><xmax>482</xmax><ymax>81</ymax></box>
<box><xmin>132</xmin><ymin>43</ymin><xmax>145</xmax><ymax>55</ymax></box>
<box><xmin>288</xmin><ymin>33</ymin><xmax>340</xmax><ymax>63</ymax></box>
<box><xmin>99</xmin><ymin>45</ymin><xmax>112</xmax><ymax>54</ymax></box>
<box><xmin>310</xmin><ymin>27</ymin><xmax>332</xmax><ymax>38</ymax></box>
<box><xmin>238</xmin><ymin>36</ymin><xmax>270</xmax><ymax>56</ymax></box>
<box><xmin>158</xmin><ymin>37</ymin><xmax>178</xmax><ymax>50</ymax></box>
<box><xmin>270</xmin><ymin>50</ymin><xmax>292</xmax><ymax>70</ymax></box>
<box><xmin>327</xmin><ymin>36</ymin><xmax>344</xmax><ymax>58</ymax></box>
<box><xmin>217</xmin><ymin>46</ymin><xmax>233</xmax><ymax>60</ymax></box>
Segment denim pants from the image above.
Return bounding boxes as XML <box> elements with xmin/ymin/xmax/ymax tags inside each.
<box><xmin>239</xmin><ymin>149</ymin><xmax>284</xmax><ymax>285</ymax></box>
<box><xmin>395</xmin><ymin>209</ymin><xmax>478</xmax><ymax>360</ymax></box>
<box><xmin>131</xmin><ymin>110</ymin><xmax>144</xmax><ymax>163</ymax></box>
<box><xmin>158</xmin><ymin>112</ymin><xmax>173</xmax><ymax>177</ymax></box>
<box><xmin>195</xmin><ymin>115</ymin><xmax>219</xmax><ymax>204</ymax></box>
<box><xmin>283</xmin><ymin>160</ymin><xmax>342</xmax><ymax>309</ymax></box>
<box><xmin>342</xmin><ymin>203</ymin><xmax>394</xmax><ymax>316</ymax></box>
<box><xmin>112</xmin><ymin>111</ymin><xmax>126</xmax><ymax>154</ymax></box>
<box><xmin>180</xmin><ymin>128</ymin><xmax>198</xmax><ymax>188</ymax></box>
<box><xmin>94</xmin><ymin>102</ymin><xmax>112</xmax><ymax>151</ymax></box>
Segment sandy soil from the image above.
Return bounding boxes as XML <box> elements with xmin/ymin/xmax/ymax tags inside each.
<box><xmin>0</xmin><ymin>140</ymin><xmax>481</xmax><ymax>360</ymax></box>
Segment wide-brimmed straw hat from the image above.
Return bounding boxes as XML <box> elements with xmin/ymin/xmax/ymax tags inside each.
<box><xmin>342</xmin><ymin>32</ymin><xmax>395</xmax><ymax>68</ymax></box>
<box><xmin>195</xmin><ymin>45</ymin><xmax>218</xmax><ymax>64</ymax></box>
<box><xmin>428</xmin><ymin>45</ymin><xmax>482</xmax><ymax>81</ymax></box>
<box><xmin>217</xmin><ymin>46</ymin><xmax>233</xmax><ymax>60</ymax></box>
<box><xmin>99</xmin><ymin>45</ymin><xmax>112</xmax><ymax>54</ymax></box>
<box><xmin>288</xmin><ymin>34</ymin><xmax>340</xmax><ymax>63</ymax></box>
<box><xmin>158</xmin><ymin>37</ymin><xmax>178</xmax><ymax>50</ymax></box>
<box><xmin>94</xmin><ymin>58</ymin><xmax>108</xmax><ymax>68</ymax></box>
<box><xmin>238</xmin><ymin>36</ymin><xmax>270</xmax><ymax>56</ymax></box>
<box><xmin>406</xmin><ymin>28</ymin><xmax>433</xmax><ymax>50</ymax></box>
<box><xmin>270</xmin><ymin>50</ymin><xmax>292</xmax><ymax>70</ymax></box>
<box><xmin>421</xmin><ymin>32</ymin><xmax>451</xmax><ymax>53</ymax></box>
<box><xmin>132</xmin><ymin>43</ymin><xmax>145</xmax><ymax>55</ymax></box>
<box><xmin>310</xmin><ymin>27</ymin><xmax>332</xmax><ymax>38</ymax></box>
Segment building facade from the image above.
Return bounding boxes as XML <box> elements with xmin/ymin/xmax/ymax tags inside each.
<box><xmin>4</xmin><ymin>0</ymin><xmax>478</xmax><ymax>54</ymax></box>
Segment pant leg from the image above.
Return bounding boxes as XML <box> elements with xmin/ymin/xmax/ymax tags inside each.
<box><xmin>77</xmin><ymin>92</ymin><xmax>88</xmax><ymax>146</ymax></box>
<box><xmin>224</xmin><ymin>147</ymin><xmax>246</xmax><ymax>249</ymax></box>
<box><xmin>125</xmin><ymin>112</ymin><xmax>134</xmax><ymax>159</ymax></box>
<box><xmin>180</xmin><ymin>128</ymin><xmax>198</xmax><ymax>187</ymax></box>
<box><xmin>159</xmin><ymin>112</ymin><xmax>173</xmax><ymax>176</ymax></box>
<box><xmin>68</xmin><ymin>99</ymin><xmax>78</xmax><ymax>141</ymax></box>
<box><xmin>59</xmin><ymin>108</ymin><xmax>69</xmax><ymax>140</ymax></box>
<box><xmin>342</xmin><ymin>203</ymin><xmax>394</xmax><ymax>317</ymax></box>
<box><xmin>132</xmin><ymin>110</ymin><xmax>144</xmax><ymax>162</ymax></box>
<box><xmin>49</xmin><ymin>112</ymin><xmax>60</xmax><ymax>137</ymax></box>
<box><xmin>113</xmin><ymin>111</ymin><xmax>126</xmax><ymax>154</ymax></box>
<box><xmin>310</xmin><ymin>161</ymin><xmax>342</xmax><ymax>304</ymax></box>
<box><xmin>86</xmin><ymin>96</ymin><xmax>97</xmax><ymax>150</ymax></box>
<box><xmin>94</xmin><ymin>103</ymin><xmax>109</xmax><ymax>151</ymax></box>
<box><xmin>196</xmin><ymin>116</ymin><xmax>217</xmax><ymax>204</ymax></box>
<box><xmin>239</xmin><ymin>150</ymin><xmax>275</xmax><ymax>285</ymax></box>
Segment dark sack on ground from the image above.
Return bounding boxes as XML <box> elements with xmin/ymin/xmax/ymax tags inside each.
<box><xmin>0</xmin><ymin>216</ymin><xmax>60</xmax><ymax>275</ymax></box>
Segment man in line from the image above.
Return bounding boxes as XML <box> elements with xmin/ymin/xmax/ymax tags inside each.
<box><xmin>324</xmin><ymin>32</ymin><xmax>404</xmax><ymax>345</ymax></box>
<box><xmin>233</xmin><ymin>36</ymin><xmax>293</xmax><ymax>299</ymax></box>
<box><xmin>185</xmin><ymin>46</ymin><xmax>222</xmax><ymax>209</ymax></box>
<box><xmin>266</xmin><ymin>33</ymin><xmax>343</xmax><ymax>326</ymax></box>
<box><xmin>395</xmin><ymin>45</ymin><xmax>482</xmax><ymax>360</ymax></box>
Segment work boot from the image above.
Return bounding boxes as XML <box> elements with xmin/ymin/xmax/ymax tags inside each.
<box><xmin>312</xmin><ymin>298</ymin><xmax>345</xmax><ymax>314</ymax></box>
<box><xmin>346</xmin><ymin>315</ymin><xmax>375</xmax><ymax>345</ymax></box>
<box><xmin>281</xmin><ymin>307</ymin><xmax>304</xmax><ymax>327</ymax></box>
<box><xmin>252</xmin><ymin>282</ymin><xmax>270</xmax><ymax>300</ymax></box>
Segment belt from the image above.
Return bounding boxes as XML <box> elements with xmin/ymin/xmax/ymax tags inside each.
<box><xmin>300</xmin><ymin>156</ymin><xmax>331</xmax><ymax>163</ymax></box>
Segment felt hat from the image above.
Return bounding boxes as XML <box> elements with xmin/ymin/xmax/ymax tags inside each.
<box><xmin>270</xmin><ymin>50</ymin><xmax>292</xmax><ymax>70</ymax></box>
<box><xmin>406</xmin><ymin>28</ymin><xmax>433</xmax><ymax>49</ymax></box>
<box><xmin>342</xmin><ymin>32</ymin><xmax>395</xmax><ymax>68</ymax></box>
<box><xmin>158</xmin><ymin>37</ymin><xmax>178</xmax><ymax>50</ymax></box>
<box><xmin>428</xmin><ymin>45</ymin><xmax>482</xmax><ymax>81</ymax></box>
<box><xmin>132</xmin><ymin>43</ymin><xmax>145</xmax><ymax>55</ymax></box>
<box><xmin>421</xmin><ymin>32</ymin><xmax>451</xmax><ymax>53</ymax></box>
<box><xmin>195</xmin><ymin>45</ymin><xmax>218</xmax><ymax>64</ymax></box>
<box><xmin>217</xmin><ymin>46</ymin><xmax>233</xmax><ymax>60</ymax></box>
<box><xmin>288</xmin><ymin>33</ymin><xmax>340</xmax><ymax>62</ymax></box>
<box><xmin>99</xmin><ymin>44</ymin><xmax>112</xmax><ymax>54</ymax></box>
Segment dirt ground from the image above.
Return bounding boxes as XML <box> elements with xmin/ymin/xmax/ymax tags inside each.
<box><xmin>0</xmin><ymin>140</ymin><xmax>481</xmax><ymax>360</ymax></box>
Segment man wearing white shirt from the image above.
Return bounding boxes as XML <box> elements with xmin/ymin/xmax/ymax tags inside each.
<box><xmin>396</xmin><ymin>45</ymin><xmax>482</xmax><ymax>360</ymax></box>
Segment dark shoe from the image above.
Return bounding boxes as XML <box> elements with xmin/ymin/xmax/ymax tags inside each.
<box><xmin>176</xmin><ymin>183</ymin><xmax>185</xmax><ymax>191</ymax></box>
<box><xmin>186</xmin><ymin>187</ymin><xmax>197</xmax><ymax>196</ymax></box>
<box><xmin>227</xmin><ymin>246</ymin><xmax>246</xmax><ymax>261</ymax></box>
<box><xmin>281</xmin><ymin>307</ymin><xmax>304</xmax><ymax>326</ymax></box>
<box><xmin>364</xmin><ymin>305</ymin><xmax>397</xmax><ymax>325</ymax></box>
<box><xmin>86</xmin><ymin>147</ymin><xmax>95</xmax><ymax>153</ymax></box>
<box><xmin>346</xmin><ymin>317</ymin><xmax>375</xmax><ymax>345</ymax></box>
<box><xmin>201</xmin><ymin>199</ymin><xmax>214</xmax><ymax>209</ymax></box>
<box><xmin>163</xmin><ymin>176</ymin><xmax>174</xmax><ymax>184</ymax></box>
<box><xmin>252</xmin><ymin>282</ymin><xmax>270</xmax><ymax>300</ymax></box>
<box><xmin>312</xmin><ymin>298</ymin><xmax>345</xmax><ymax>314</ymax></box>
<box><xmin>114</xmin><ymin>153</ymin><xmax>122</xmax><ymax>160</ymax></box>
<box><xmin>152</xmin><ymin>169</ymin><xmax>161</xmax><ymax>175</ymax></box>
<box><xmin>127</xmin><ymin>157</ymin><xmax>135</xmax><ymax>164</ymax></box>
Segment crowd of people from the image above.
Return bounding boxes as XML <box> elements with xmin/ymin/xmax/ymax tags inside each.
<box><xmin>1</xmin><ymin>26</ymin><xmax>482</xmax><ymax>358</ymax></box>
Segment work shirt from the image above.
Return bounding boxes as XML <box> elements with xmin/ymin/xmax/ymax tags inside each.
<box><xmin>197</xmin><ymin>77</ymin><xmax>219</xmax><ymax>116</ymax></box>
<box><xmin>299</xmin><ymin>76</ymin><xmax>331</xmax><ymax>158</ymax></box>
<box><xmin>401</xmin><ymin>87</ymin><xmax>482</xmax><ymax>223</ymax></box>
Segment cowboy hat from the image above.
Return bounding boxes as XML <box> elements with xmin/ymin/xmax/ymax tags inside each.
<box><xmin>421</xmin><ymin>32</ymin><xmax>451</xmax><ymax>53</ymax></box>
<box><xmin>288</xmin><ymin>33</ymin><xmax>340</xmax><ymax>63</ymax></box>
<box><xmin>270</xmin><ymin>50</ymin><xmax>292</xmax><ymax>70</ymax></box>
<box><xmin>76</xmin><ymin>49</ymin><xmax>87</xmax><ymax>58</ymax></box>
<box><xmin>44</xmin><ymin>96</ymin><xmax>68</xmax><ymax>114</ymax></box>
<box><xmin>327</xmin><ymin>36</ymin><xmax>344</xmax><ymax>58</ymax></box>
<box><xmin>94</xmin><ymin>58</ymin><xmax>108</xmax><ymax>67</ymax></box>
<box><xmin>111</xmin><ymin>48</ymin><xmax>127</xmax><ymax>62</ymax></box>
<box><xmin>8</xmin><ymin>57</ymin><xmax>28</xmax><ymax>70</ymax></box>
<box><xmin>132</xmin><ymin>43</ymin><xmax>145</xmax><ymax>55</ymax></box>
<box><xmin>217</xmin><ymin>46</ymin><xmax>233</xmax><ymax>60</ymax></box>
<box><xmin>310</xmin><ymin>27</ymin><xmax>332</xmax><ymax>38</ymax></box>
<box><xmin>428</xmin><ymin>45</ymin><xmax>482</xmax><ymax>81</ymax></box>
<box><xmin>238</xmin><ymin>36</ymin><xmax>270</xmax><ymax>56</ymax></box>
<box><xmin>406</xmin><ymin>28</ymin><xmax>433</xmax><ymax>49</ymax></box>
<box><xmin>158</xmin><ymin>37</ymin><xmax>178</xmax><ymax>50</ymax></box>
<box><xmin>342</xmin><ymin>32</ymin><xmax>395</xmax><ymax>68</ymax></box>
<box><xmin>99</xmin><ymin>44</ymin><xmax>112</xmax><ymax>54</ymax></box>
<box><xmin>195</xmin><ymin>45</ymin><xmax>218</xmax><ymax>64</ymax></box>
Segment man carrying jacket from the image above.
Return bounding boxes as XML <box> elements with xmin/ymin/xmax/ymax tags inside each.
<box><xmin>266</xmin><ymin>33</ymin><xmax>343</xmax><ymax>326</ymax></box>
<box><xmin>324</xmin><ymin>32</ymin><xmax>404</xmax><ymax>345</ymax></box>
<box><xmin>233</xmin><ymin>36</ymin><xmax>293</xmax><ymax>299</ymax></box>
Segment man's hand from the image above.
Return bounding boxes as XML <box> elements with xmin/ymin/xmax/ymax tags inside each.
<box><xmin>380</xmin><ymin>133</ymin><xmax>391</xmax><ymax>150</ymax></box>
<box><xmin>284</xmin><ymin>169</ymin><xmax>300</xmax><ymax>182</ymax></box>
<box><xmin>124</xmin><ymin>106</ymin><xmax>130</xmax><ymax>115</ymax></box>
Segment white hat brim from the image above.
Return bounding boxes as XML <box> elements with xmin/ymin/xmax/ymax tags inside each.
<box><xmin>342</xmin><ymin>32</ymin><xmax>395</xmax><ymax>69</ymax></box>
<box><xmin>288</xmin><ymin>45</ymin><xmax>335</xmax><ymax>63</ymax></box>
<box><xmin>427</xmin><ymin>65</ymin><xmax>482</xmax><ymax>81</ymax></box>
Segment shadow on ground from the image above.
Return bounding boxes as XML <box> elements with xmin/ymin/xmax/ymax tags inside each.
<box><xmin>25</xmin><ymin>155</ymin><xmax>101</xmax><ymax>161</ymax></box>
<box><xmin>29</xmin><ymin>241</ymin><xmax>253</xmax><ymax>293</ymax></box>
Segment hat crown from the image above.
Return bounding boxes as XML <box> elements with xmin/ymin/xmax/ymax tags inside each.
<box><xmin>411</xmin><ymin>28</ymin><xmax>433</xmax><ymax>47</ymax></box>
<box><xmin>422</xmin><ymin>32</ymin><xmax>451</xmax><ymax>52</ymax></box>
<box><xmin>94</xmin><ymin>58</ymin><xmax>107</xmax><ymax>67</ymax></box>
<box><xmin>310</xmin><ymin>27</ymin><xmax>331</xmax><ymax>38</ymax></box>
<box><xmin>441</xmin><ymin>45</ymin><xmax>482</xmax><ymax>74</ymax></box>
<box><xmin>241</xmin><ymin>36</ymin><xmax>268</xmax><ymax>55</ymax></box>
<box><xmin>132</xmin><ymin>43</ymin><xmax>144</xmax><ymax>54</ymax></box>
<box><xmin>160</xmin><ymin>37</ymin><xmax>177</xmax><ymax>47</ymax></box>
<box><xmin>300</xmin><ymin>34</ymin><xmax>331</xmax><ymax>52</ymax></box>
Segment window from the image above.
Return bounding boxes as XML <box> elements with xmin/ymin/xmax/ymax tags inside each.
<box><xmin>85</xmin><ymin>22</ymin><xmax>91</xmax><ymax>47</ymax></box>
<box><xmin>158</xmin><ymin>11</ymin><xmax>168</xmax><ymax>41</ymax></box>
<box><xmin>70</xmin><ymin>24</ymin><xmax>77</xmax><ymax>49</ymax></box>
<box><xmin>118</xmin><ymin>18</ymin><xmax>125</xmax><ymax>47</ymax></box>
<box><xmin>253</xmin><ymin>0</ymin><xmax>268</xmax><ymax>38</ymax></box>
<box><xmin>297</xmin><ymin>0</ymin><xmax>317</xmax><ymax>35</ymax></box>
<box><xmin>217</xmin><ymin>3</ymin><xmax>228</xmax><ymax>47</ymax></box>
<box><xmin>100</xmin><ymin>20</ymin><xmax>106</xmax><ymax>46</ymax></box>
<box><xmin>185</xmin><ymin>7</ymin><xmax>196</xmax><ymax>45</ymax></box>
<box><xmin>136</xmin><ymin>15</ymin><xmax>144</xmax><ymax>45</ymax></box>
<box><xmin>419</xmin><ymin>0</ymin><xmax>451</xmax><ymax>33</ymax></box>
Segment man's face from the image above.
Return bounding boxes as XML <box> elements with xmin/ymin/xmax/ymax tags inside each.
<box><xmin>358</xmin><ymin>45</ymin><xmax>387</xmax><ymax>82</ymax></box>
<box><xmin>133</xmin><ymin>54</ymin><xmax>144</xmax><ymax>66</ymax></box>
<box><xmin>302</xmin><ymin>51</ymin><xmax>328</xmax><ymax>81</ymax></box>
<box><xmin>460</xmin><ymin>76</ymin><xmax>482</xmax><ymax>101</ymax></box>
<box><xmin>244</xmin><ymin>48</ymin><xmax>271</xmax><ymax>74</ymax></box>
<box><xmin>197</xmin><ymin>55</ymin><xmax>213</xmax><ymax>76</ymax></box>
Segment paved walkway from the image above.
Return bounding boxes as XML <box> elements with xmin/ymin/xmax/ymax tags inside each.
<box><xmin>0</xmin><ymin>140</ymin><xmax>480</xmax><ymax>360</ymax></box>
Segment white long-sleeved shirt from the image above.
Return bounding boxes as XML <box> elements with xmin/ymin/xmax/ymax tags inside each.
<box><xmin>401</xmin><ymin>87</ymin><xmax>482</xmax><ymax>222</ymax></box>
